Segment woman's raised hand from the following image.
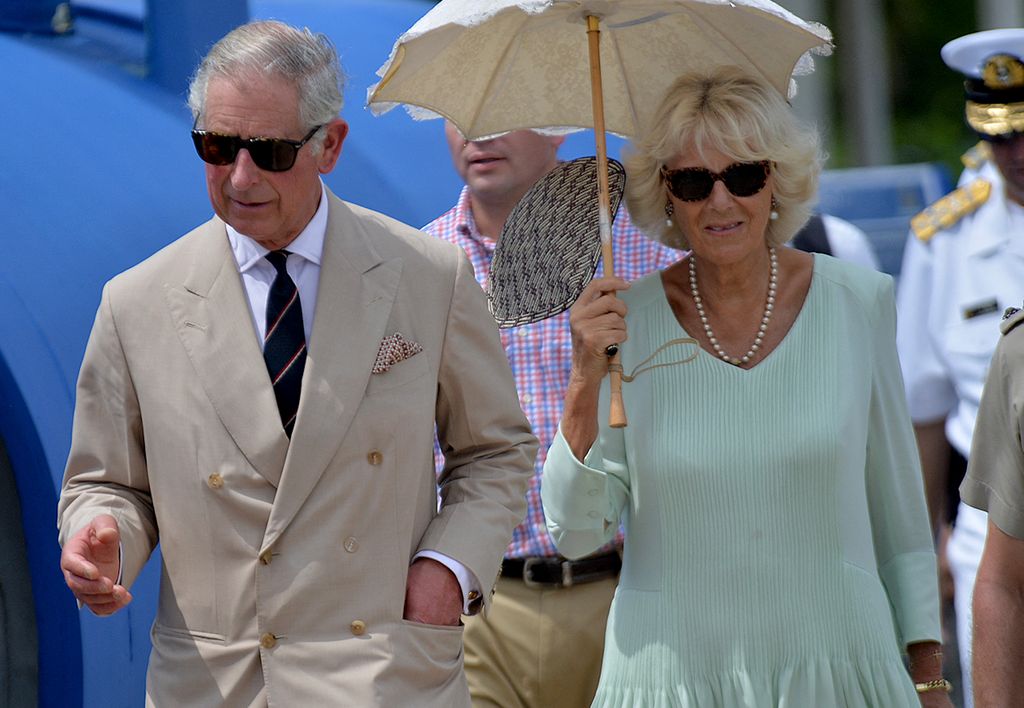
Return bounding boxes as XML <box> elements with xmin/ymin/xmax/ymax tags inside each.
<box><xmin>569</xmin><ymin>276</ymin><xmax>631</xmax><ymax>383</ymax></box>
<box><xmin>561</xmin><ymin>277</ymin><xmax>631</xmax><ymax>458</ymax></box>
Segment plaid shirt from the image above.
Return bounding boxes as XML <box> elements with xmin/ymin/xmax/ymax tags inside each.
<box><xmin>425</xmin><ymin>186</ymin><xmax>681</xmax><ymax>559</ymax></box>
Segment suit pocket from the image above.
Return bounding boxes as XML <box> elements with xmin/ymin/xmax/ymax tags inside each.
<box><xmin>364</xmin><ymin>351</ymin><xmax>430</xmax><ymax>395</ymax></box>
<box><xmin>379</xmin><ymin>620</ymin><xmax>469</xmax><ymax>707</ymax></box>
<box><xmin>152</xmin><ymin>622</ymin><xmax>226</xmax><ymax>643</ymax></box>
<box><xmin>399</xmin><ymin>618</ymin><xmax>464</xmax><ymax>632</ymax></box>
<box><xmin>392</xmin><ymin>620</ymin><xmax>465</xmax><ymax>683</ymax></box>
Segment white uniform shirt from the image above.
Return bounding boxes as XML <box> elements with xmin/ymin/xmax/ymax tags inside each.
<box><xmin>897</xmin><ymin>162</ymin><xmax>1024</xmax><ymax>456</ymax></box>
<box><xmin>820</xmin><ymin>214</ymin><xmax>881</xmax><ymax>271</ymax></box>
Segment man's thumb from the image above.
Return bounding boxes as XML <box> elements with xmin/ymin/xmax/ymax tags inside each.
<box><xmin>92</xmin><ymin>515</ymin><xmax>120</xmax><ymax>546</ymax></box>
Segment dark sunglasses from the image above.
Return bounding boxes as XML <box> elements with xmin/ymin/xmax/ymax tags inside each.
<box><xmin>191</xmin><ymin>121</ymin><xmax>323</xmax><ymax>172</ymax></box>
<box><xmin>661</xmin><ymin>160</ymin><xmax>772</xmax><ymax>202</ymax></box>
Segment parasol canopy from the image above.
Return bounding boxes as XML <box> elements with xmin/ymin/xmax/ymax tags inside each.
<box><xmin>368</xmin><ymin>0</ymin><xmax>832</xmax><ymax>140</ymax></box>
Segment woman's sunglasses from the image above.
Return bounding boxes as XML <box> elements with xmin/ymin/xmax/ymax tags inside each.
<box><xmin>191</xmin><ymin>122</ymin><xmax>323</xmax><ymax>172</ymax></box>
<box><xmin>661</xmin><ymin>161</ymin><xmax>772</xmax><ymax>202</ymax></box>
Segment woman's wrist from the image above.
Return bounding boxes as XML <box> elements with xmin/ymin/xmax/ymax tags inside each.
<box><xmin>907</xmin><ymin>641</ymin><xmax>945</xmax><ymax>683</ymax></box>
<box><xmin>561</xmin><ymin>373</ymin><xmax>602</xmax><ymax>460</ymax></box>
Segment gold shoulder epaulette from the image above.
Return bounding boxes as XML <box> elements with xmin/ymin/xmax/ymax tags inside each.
<box><xmin>1001</xmin><ymin>305</ymin><xmax>1024</xmax><ymax>335</ymax></box>
<box><xmin>961</xmin><ymin>141</ymin><xmax>992</xmax><ymax>171</ymax></box>
<box><xmin>911</xmin><ymin>179</ymin><xmax>992</xmax><ymax>242</ymax></box>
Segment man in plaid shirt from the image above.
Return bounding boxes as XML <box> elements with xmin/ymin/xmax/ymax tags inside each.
<box><xmin>425</xmin><ymin>123</ymin><xmax>679</xmax><ymax>708</ymax></box>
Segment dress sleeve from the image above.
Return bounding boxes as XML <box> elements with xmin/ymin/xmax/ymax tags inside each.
<box><xmin>865</xmin><ymin>277</ymin><xmax>942</xmax><ymax>647</ymax></box>
<box><xmin>542</xmin><ymin>380</ymin><xmax>631</xmax><ymax>559</ymax></box>
<box><xmin>961</xmin><ymin>332</ymin><xmax>1024</xmax><ymax>539</ymax></box>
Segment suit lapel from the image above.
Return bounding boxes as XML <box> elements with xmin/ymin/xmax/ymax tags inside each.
<box><xmin>164</xmin><ymin>218</ymin><xmax>289</xmax><ymax>486</ymax></box>
<box><xmin>262</xmin><ymin>195</ymin><xmax>402</xmax><ymax>552</ymax></box>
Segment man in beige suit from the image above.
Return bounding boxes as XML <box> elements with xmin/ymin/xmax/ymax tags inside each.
<box><xmin>57</xmin><ymin>20</ymin><xmax>536</xmax><ymax>707</ymax></box>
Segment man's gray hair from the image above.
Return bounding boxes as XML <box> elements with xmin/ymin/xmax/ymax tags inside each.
<box><xmin>188</xmin><ymin>20</ymin><xmax>344</xmax><ymax>150</ymax></box>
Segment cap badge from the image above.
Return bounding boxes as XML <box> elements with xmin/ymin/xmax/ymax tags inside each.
<box><xmin>982</xmin><ymin>54</ymin><xmax>1024</xmax><ymax>89</ymax></box>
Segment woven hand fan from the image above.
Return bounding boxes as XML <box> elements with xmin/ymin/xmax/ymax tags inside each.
<box><xmin>488</xmin><ymin>156</ymin><xmax>627</xmax><ymax>328</ymax></box>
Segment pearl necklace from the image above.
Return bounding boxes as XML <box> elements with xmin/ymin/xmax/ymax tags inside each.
<box><xmin>688</xmin><ymin>246</ymin><xmax>778</xmax><ymax>366</ymax></box>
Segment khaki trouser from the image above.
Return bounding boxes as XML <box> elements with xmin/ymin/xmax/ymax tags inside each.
<box><xmin>465</xmin><ymin>575</ymin><xmax>617</xmax><ymax>708</ymax></box>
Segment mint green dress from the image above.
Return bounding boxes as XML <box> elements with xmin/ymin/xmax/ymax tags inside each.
<box><xmin>542</xmin><ymin>255</ymin><xmax>940</xmax><ymax>708</ymax></box>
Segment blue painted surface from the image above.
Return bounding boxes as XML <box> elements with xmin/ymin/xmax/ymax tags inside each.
<box><xmin>819</xmin><ymin>163</ymin><xmax>953</xmax><ymax>277</ymax></box>
<box><xmin>147</xmin><ymin>1</ymin><xmax>248</xmax><ymax>94</ymax></box>
<box><xmin>0</xmin><ymin>1</ymin><xmax>955</xmax><ymax>705</ymax></box>
<box><xmin>0</xmin><ymin>29</ymin><xmax>208</xmax><ymax>708</ymax></box>
<box><xmin>0</xmin><ymin>0</ymin><xmax>64</xmax><ymax>33</ymax></box>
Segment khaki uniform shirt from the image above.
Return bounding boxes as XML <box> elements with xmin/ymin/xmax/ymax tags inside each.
<box><xmin>962</xmin><ymin>306</ymin><xmax>1024</xmax><ymax>539</ymax></box>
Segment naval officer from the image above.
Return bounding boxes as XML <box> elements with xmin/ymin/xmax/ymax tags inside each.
<box><xmin>896</xmin><ymin>28</ymin><xmax>1024</xmax><ymax>708</ymax></box>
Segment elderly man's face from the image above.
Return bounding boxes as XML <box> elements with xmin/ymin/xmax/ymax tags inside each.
<box><xmin>200</xmin><ymin>74</ymin><xmax>347</xmax><ymax>250</ymax></box>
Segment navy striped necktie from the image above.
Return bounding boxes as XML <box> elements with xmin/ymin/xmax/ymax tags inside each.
<box><xmin>263</xmin><ymin>250</ymin><xmax>306</xmax><ymax>437</ymax></box>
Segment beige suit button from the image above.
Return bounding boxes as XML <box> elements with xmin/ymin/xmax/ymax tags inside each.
<box><xmin>207</xmin><ymin>473</ymin><xmax>224</xmax><ymax>489</ymax></box>
<box><xmin>468</xmin><ymin>590</ymin><xmax>480</xmax><ymax>601</ymax></box>
<box><xmin>367</xmin><ymin>450</ymin><xmax>383</xmax><ymax>465</ymax></box>
<box><xmin>350</xmin><ymin>620</ymin><xmax>367</xmax><ymax>636</ymax></box>
<box><xmin>260</xmin><ymin>633</ymin><xmax>277</xmax><ymax>649</ymax></box>
<box><xmin>259</xmin><ymin>550</ymin><xmax>273</xmax><ymax>565</ymax></box>
<box><xmin>344</xmin><ymin>537</ymin><xmax>359</xmax><ymax>553</ymax></box>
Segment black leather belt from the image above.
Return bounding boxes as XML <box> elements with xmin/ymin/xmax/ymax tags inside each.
<box><xmin>500</xmin><ymin>552</ymin><xmax>621</xmax><ymax>588</ymax></box>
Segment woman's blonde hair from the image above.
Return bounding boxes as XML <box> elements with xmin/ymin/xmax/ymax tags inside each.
<box><xmin>624</xmin><ymin>66</ymin><xmax>822</xmax><ymax>250</ymax></box>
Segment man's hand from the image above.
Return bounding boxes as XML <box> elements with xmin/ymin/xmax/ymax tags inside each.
<box><xmin>60</xmin><ymin>514</ymin><xmax>132</xmax><ymax>615</ymax></box>
<box><xmin>403</xmin><ymin>557</ymin><xmax>462</xmax><ymax>626</ymax></box>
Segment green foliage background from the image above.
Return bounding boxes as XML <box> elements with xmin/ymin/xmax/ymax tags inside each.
<box><xmin>829</xmin><ymin>0</ymin><xmax>987</xmax><ymax>174</ymax></box>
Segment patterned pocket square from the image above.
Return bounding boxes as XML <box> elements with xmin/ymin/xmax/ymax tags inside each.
<box><xmin>372</xmin><ymin>332</ymin><xmax>423</xmax><ymax>374</ymax></box>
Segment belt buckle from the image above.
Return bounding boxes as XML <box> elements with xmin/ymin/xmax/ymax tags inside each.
<box><xmin>521</xmin><ymin>557</ymin><xmax>546</xmax><ymax>589</ymax></box>
<box><xmin>521</xmin><ymin>557</ymin><xmax>572</xmax><ymax>589</ymax></box>
<box><xmin>561</xmin><ymin>559</ymin><xmax>574</xmax><ymax>588</ymax></box>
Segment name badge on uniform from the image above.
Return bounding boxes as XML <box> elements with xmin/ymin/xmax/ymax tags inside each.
<box><xmin>963</xmin><ymin>298</ymin><xmax>1000</xmax><ymax>320</ymax></box>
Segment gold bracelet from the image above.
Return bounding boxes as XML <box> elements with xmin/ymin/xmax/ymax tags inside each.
<box><xmin>914</xmin><ymin>678</ymin><xmax>952</xmax><ymax>694</ymax></box>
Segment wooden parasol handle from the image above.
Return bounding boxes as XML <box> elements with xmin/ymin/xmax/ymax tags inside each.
<box><xmin>586</xmin><ymin>15</ymin><xmax>627</xmax><ymax>429</ymax></box>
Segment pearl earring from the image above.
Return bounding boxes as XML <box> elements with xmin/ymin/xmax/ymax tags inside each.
<box><xmin>769</xmin><ymin>196</ymin><xmax>779</xmax><ymax>221</ymax></box>
<box><xmin>664</xmin><ymin>200</ymin><xmax>675</xmax><ymax>228</ymax></box>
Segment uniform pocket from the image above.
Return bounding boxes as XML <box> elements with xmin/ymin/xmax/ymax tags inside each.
<box><xmin>943</xmin><ymin>314</ymin><xmax>1001</xmax><ymax>391</ymax></box>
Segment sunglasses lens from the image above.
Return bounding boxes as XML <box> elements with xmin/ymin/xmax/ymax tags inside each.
<box><xmin>723</xmin><ymin>162</ymin><xmax>769</xmax><ymax>197</ymax></box>
<box><xmin>247</xmin><ymin>140</ymin><xmax>299</xmax><ymax>172</ymax></box>
<box><xmin>669</xmin><ymin>169</ymin><xmax>715</xmax><ymax>201</ymax></box>
<box><xmin>664</xmin><ymin>162</ymin><xmax>770</xmax><ymax>202</ymax></box>
<box><xmin>191</xmin><ymin>132</ymin><xmax>300</xmax><ymax>172</ymax></box>
<box><xmin>193</xmin><ymin>132</ymin><xmax>237</xmax><ymax>166</ymax></box>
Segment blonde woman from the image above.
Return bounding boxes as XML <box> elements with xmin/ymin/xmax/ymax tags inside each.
<box><xmin>541</xmin><ymin>67</ymin><xmax>951</xmax><ymax>708</ymax></box>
